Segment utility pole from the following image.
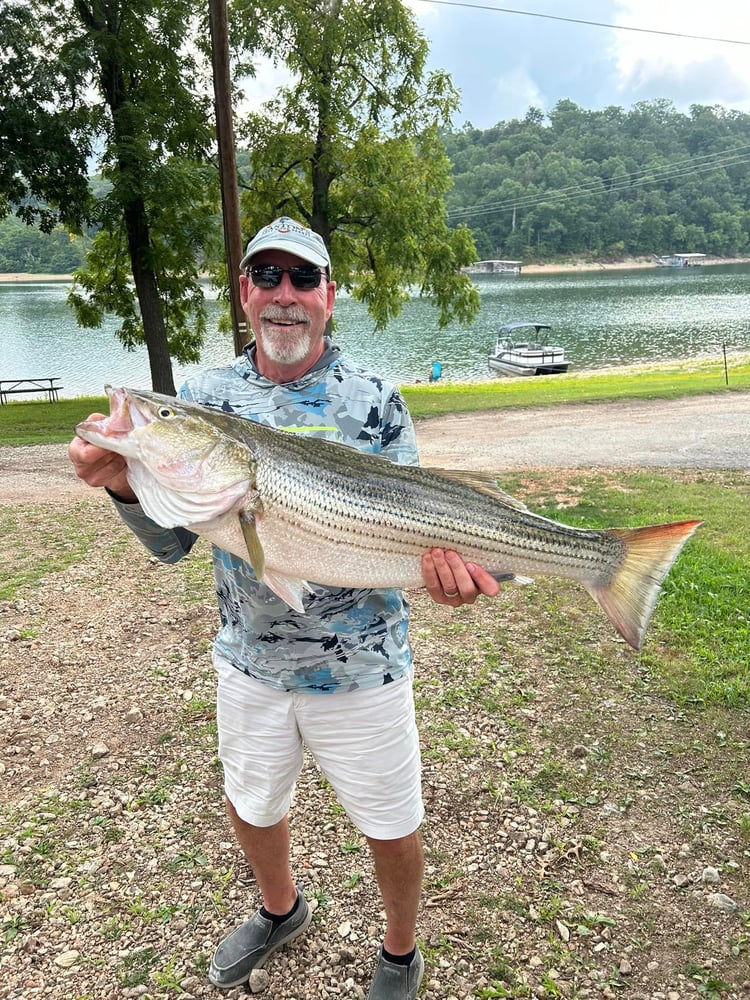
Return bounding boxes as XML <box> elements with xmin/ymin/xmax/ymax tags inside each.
<box><xmin>208</xmin><ymin>0</ymin><xmax>248</xmax><ymax>355</ymax></box>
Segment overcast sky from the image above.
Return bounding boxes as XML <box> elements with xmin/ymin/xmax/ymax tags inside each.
<box><xmin>408</xmin><ymin>0</ymin><xmax>750</xmax><ymax>128</ymax></box>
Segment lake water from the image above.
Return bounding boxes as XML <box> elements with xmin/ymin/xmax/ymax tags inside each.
<box><xmin>2</xmin><ymin>264</ymin><xmax>750</xmax><ymax>398</ymax></box>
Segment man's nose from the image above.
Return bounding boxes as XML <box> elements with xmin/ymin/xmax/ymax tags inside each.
<box><xmin>273</xmin><ymin>272</ymin><xmax>298</xmax><ymax>301</ymax></box>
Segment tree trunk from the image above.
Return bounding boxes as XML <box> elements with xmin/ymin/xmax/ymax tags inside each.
<box><xmin>85</xmin><ymin>5</ymin><xmax>177</xmax><ymax>395</ymax></box>
<box><xmin>124</xmin><ymin>199</ymin><xmax>177</xmax><ymax>395</ymax></box>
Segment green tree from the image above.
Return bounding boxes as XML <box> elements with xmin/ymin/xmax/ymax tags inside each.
<box><xmin>443</xmin><ymin>98</ymin><xmax>750</xmax><ymax>262</ymax></box>
<box><xmin>232</xmin><ymin>0</ymin><xmax>479</xmax><ymax>331</ymax></box>
<box><xmin>0</xmin><ymin>2</ymin><xmax>91</xmax><ymax>231</ymax></box>
<box><xmin>4</xmin><ymin>0</ymin><xmax>219</xmax><ymax>394</ymax></box>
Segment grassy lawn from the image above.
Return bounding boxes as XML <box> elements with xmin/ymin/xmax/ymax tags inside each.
<box><xmin>1</xmin><ymin>355</ymin><xmax>749</xmax><ymax>444</ymax></box>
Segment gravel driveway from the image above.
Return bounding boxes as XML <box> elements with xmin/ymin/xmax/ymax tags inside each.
<box><xmin>414</xmin><ymin>392</ymin><xmax>750</xmax><ymax>471</ymax></box>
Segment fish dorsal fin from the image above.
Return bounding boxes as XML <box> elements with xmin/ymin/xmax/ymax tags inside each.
<box><xmin>426</xmin><ymin>468</ymin><xmax>530</xmax><ymax>511</ymax></box>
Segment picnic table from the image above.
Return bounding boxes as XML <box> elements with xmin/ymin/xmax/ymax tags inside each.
<box><xmin>0</xmin><ymin>378</ymin><xmax>63</xmax><ymax>404</ymax></box>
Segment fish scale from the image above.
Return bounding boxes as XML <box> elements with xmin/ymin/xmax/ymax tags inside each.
<box><xmin>256</xmin><ymin>446</ymin><xmax>622</xmax><ymax>581</ymax></box>
<box><xmin>76</xmin><ymin>387</ymin><xmax>702</xmax><ymax>650</ymax></box>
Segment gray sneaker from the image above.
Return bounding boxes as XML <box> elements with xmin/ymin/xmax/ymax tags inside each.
<box><xmin>367</xmin><ymin>946</ymin><xmax>424</xmax><ymax>999</ymax></box>
<box><xmin>208</xmin><ymin>887</ymin><xmax>311</xmax><ymax>989</ymax></box>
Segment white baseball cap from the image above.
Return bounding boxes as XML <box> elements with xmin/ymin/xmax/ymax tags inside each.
<box><xmin>240</xmin><ymin>216</ymin><xmax>331</xmax><ymax>273</ymax></box>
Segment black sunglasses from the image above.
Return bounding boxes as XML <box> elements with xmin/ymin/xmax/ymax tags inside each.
<box><xmin>247</xmin><ymin>263</ymin><xmax>325</xmax><ymax>290</ymax></box>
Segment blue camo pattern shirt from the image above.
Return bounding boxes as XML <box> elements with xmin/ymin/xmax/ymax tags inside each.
<box><xmin>114</xmin><ymin>340</ymin><xmax>420</xmax><ymax>693</ymax></box>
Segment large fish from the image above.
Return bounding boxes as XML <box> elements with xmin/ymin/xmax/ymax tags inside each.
<box><xmin>76</xmin><ymin>386</ymin><xmax>701</xmax><ymax>650</ymax></box>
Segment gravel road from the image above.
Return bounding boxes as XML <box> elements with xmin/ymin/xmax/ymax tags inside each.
<box><xmin>414</xmin><ymin>392</ymin><xmax>750</xmax><ymax>471</ymax></box>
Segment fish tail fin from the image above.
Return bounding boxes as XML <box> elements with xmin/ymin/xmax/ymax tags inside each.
<box><xmin>585</xmin><ymin>519</ymin><xmax>702</xmax><ymax>650</ymax></box>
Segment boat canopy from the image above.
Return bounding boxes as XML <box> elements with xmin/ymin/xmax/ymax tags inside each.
<box><xmin>497</xmin><ymin>320</ymin><xmax>551</xmax><ymax>335</ymax></box>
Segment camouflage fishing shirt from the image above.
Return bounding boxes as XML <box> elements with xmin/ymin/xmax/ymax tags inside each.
<box><xmin>113</xmin><ymin>340</ymin><xmax>420</xmax><ymax>693</ymax></box>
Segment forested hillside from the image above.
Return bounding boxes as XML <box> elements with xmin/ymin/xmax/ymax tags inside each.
<box><xmin>0</xmin><ymin>215</ymin><xmax>90</xmax><ymax>272</ymax></box>
<box><xmin>5</xmin><ymin>99</ymin><xmax>750</xmax><ymax>272</ymax></box>
<box><xmin>443</xmin><ymin>99</ymin><xmax>750</xmax><ymax>262</ymax></box>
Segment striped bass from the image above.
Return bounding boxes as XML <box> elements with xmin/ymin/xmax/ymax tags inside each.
<box><xmin>76</xmin><ymin>386</ymin><xmax>701</xmax><ymax>650</ymax></box>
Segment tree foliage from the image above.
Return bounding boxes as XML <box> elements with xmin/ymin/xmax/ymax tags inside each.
<box><xmin>0</xmin><ymin>216</ymin><xmax>90</xmax><ymax>273</ymax></box>
<box><xmin>0</xmin><ymin>2</ymin><xmax>92</xmax><ymax>231</ymax></box>
<box><xmin>3</xmin><ymin>0</ymin><xmax>219</xmax><ymax>393</ymax></box>
<box><xmin>443</xmin><ymin>100</ymin><xmax>750</xmax><ymax>261</ymax></box>
<box><xmin>231</xmin><ymin>0</ymin><xmax>480</xmax><ymax>330</ymax></box>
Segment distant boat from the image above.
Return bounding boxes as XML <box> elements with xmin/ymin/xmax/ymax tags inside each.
<box><xmin>466</xmin><ymin>259</ymin><xmax>523</xmax><ymax>274</ymax></box>
<box><xmin>488</xmin><ymin>321</ymin><xmax>570</xmax><ymax>377</ymax></box>
<box><xmin>653</xmin><ymin>252</ymin><xmax>706</xmax><ymax>267</ymax></box>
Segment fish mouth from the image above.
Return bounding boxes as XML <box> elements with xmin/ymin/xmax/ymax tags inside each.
<box><xmin>77</xmin><ymin>386</ymin><xmax>148</xmax><ymax>440</ymax></box>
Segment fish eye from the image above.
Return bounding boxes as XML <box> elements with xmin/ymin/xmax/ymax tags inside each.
<box><xmin>157</xmin><ymin>406</ymin><xmax>176</xmax><ymax>419</ymax></box>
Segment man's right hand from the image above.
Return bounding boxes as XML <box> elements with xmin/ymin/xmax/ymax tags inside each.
<box><xmin>68</xmin><ymin>415</ymin><xmax>137</xmax><ymax>502</ymax></box>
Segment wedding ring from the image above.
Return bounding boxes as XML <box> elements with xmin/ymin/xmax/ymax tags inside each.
<box><xmin>444</xmin><ymin>590</ymin><xmax>459</xmax><ymax>598</ymax></box>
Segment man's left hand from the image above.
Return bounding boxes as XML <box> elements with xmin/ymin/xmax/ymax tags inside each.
<box><xmin>421</xmin><ymin>548</ymin><xmax>501</xmax><ymax>606</ymax></box>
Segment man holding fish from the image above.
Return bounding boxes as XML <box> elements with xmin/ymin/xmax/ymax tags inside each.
<box><xmin>69</xmin><ymin>217</ymin><xmax>503</xmax><ymax>998</ymax></box>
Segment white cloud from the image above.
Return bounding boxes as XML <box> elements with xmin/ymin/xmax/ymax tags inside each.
<box><xmin>488</xmin><ymin>67</ymin><xmax>546</xmax><ymax>123</ymax></box>
<box><xmin>611</xmin><ymin>1</ymin><xmax>750</xmax><ymax>110</ymax></box>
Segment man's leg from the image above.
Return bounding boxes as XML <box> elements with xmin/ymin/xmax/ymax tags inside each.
<box><xmin>209</xmin><ymin>801</ymin><xmax>312</xmax><ymax>989</ymax></box>
<box><xmin>209</xmin><ymin>659</ymin><xmax>311</xmax><ymax>988</ymax></box>
<box><xmin>225</xmin><ymin>799</ymin><xmax>297</xmax><ymax>914</ymax></box>
<box><xmin>366</xmin><ymin>831</ymin><xmax>424</xmax><ymax>954</ymax></box>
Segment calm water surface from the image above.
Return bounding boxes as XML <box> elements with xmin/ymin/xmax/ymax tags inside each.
<box><xmin>2</xmin><ymin>264</ymin><xmax>749</xmax><ymax>398</ymax></box>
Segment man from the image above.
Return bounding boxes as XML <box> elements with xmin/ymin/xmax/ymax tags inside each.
<box><xmin>69</xmin><ymin>216</ymin><xmax>500</xmax><ymax>998</ymax></box>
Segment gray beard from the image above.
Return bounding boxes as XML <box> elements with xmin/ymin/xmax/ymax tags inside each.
<box><xmin>260</xmin><ymin>324</ymin><xmax>314</xmax><ymax>366</ymax></box>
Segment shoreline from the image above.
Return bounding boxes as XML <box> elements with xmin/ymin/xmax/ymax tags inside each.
<box><xmin>3</xmin><ymin>256</ymin><xmax>750</xmax><ymax>283</ymax></box>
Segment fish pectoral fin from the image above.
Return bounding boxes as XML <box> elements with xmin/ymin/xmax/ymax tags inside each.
<box><xmin>237</xmin><ymin>507</ymin><xmax>311</xmax><ymax>614</ymax></box>
<box><xmin>239</xmin><ymin>511</ymin><xmax>265</xmax><ymax>580</ymax></box>
<box><xmin>261</xmin><ymin>570</ymin><xmax>310</xmax><ymax>614</ymax></box>
<box><xmin>426</xmin><ymin>468</ymin><xmax>530</xmax><ymax>510</ymax></box>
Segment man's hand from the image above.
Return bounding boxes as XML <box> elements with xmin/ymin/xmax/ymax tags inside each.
<box><xmin>68</xmin><ymin>416</ymin><xmax>136</xmax><ymax>502</ymax></box>
<box><xmin>421</xmin><ymin>548</ymin><xmax>501</xmax><ymax>606</ymax></box>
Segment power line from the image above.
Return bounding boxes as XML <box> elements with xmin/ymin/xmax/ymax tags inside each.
<box><xmin>412</xmin><ymin>1</ymin><xmax>750</xmax><ymax>47</ymax></box>
<box><xmin>448</xmin><ymin>144</ymin><xmax>750</xmax><ymax>219</ymax></box>
<box><xmin>447</xmin><ymin>144</ymin><xmax>750</xmax><ymax>222</ymax></box>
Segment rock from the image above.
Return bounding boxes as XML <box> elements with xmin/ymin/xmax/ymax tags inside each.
<box><xmin>54</xmin><ymin>949</ymin><xmax>80</xmax><ymax>968</ymax></box>
<box><xmin>337</xmin><ymin>920</ymin><xmax>352</xmax><ymax>938</ymax></box>
<box><xmin>701</xmin><ymin>866</ymin><xmax>720</xmax><ymax>883</ymax></box>
<box><xmin>90</xmin><ymin>742</ymin><xmax>109</xmax><ymax>759</ymax></box>
<box><xmin>707</xmin><ymin>892</ymin><xmax>739</xmax><ymax>914</ymax></box>
<box><xmin>555</xmin><ymin>920</ymin><xmax>570</xmax><ymax>942</ymax></box>
<box><xmin>49</xmin><ymin>876</ymin><xmax>73</xmax><ymax>890</ymax></box>
<box><xmin>618</xmin><ymin>958</ymin><xmax>633</xmax><ymax>975</ymax></box>
<box><xmin>248</xmin><ymin>968</ymin><xmax>270</xmax><ymax>993</ymax></box>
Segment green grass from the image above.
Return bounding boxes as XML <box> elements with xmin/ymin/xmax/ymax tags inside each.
<box><xmin>0</xmin><ymin>395</ymin><xmax>108</xmax><ymax>446</ymax></box>
<box><xmin>1</xmin><ymin>356</ymin><xmax>749</xmax><ymax>444</ymax></box>
<box><xmin>490</xmin><ymin>469</ymin><xmax>750</xmax><ymax>709</ymax></box>
<box><xmin>0</xmin><ymin>504</ymin><xmax>102</xmax><ymax>600</ymax></box>
<box><xmin>402</xmin><ymin>356</ymin><xmax>750</xmax><ymax>418</ymax></box>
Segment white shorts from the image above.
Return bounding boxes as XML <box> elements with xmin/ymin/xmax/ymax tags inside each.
<box><xmin>213</xmin><ymin>654</ymin><xmax>424</xmax><ymax>840</ymax></box>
